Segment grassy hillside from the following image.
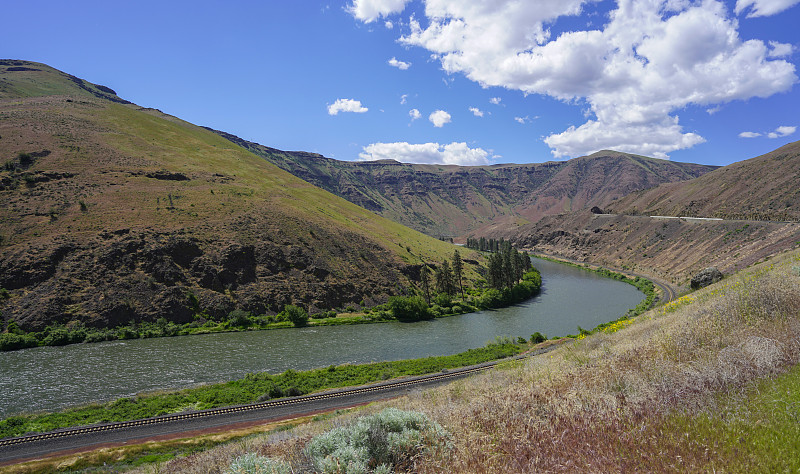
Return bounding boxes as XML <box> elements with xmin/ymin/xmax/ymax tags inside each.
<box><xmin>501</xmin><ymin>140</ymin><xmax>800</xmax><ymax>288</ymax></box>
<box><xmin>135</xmin><ymin>247</ymin><xmax>800</xmax><ymax>473</ymax></box>
<box><xmin>0</xmin><ymin>60</ymin><xmax>471</xmax><ymax>331</ymax></box>
<box><xmin>209</xmin><ymin>129</ymin><xmax>716</xmax><ymax>239</ymax></box>
<box><xmin>609</xmin><ymin>140</ymin><xmax>800</xmax><ymax>221</ymax></box>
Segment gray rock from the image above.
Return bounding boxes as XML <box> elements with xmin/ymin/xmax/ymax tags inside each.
<box><xmin>691</xmin><ymin>266</ymin><xmax>723</xmax><ymax>289</ymax></box>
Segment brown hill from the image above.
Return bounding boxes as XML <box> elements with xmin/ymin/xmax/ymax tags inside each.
<box><xmin>608</xmin><ymin>141</ymin><xmax>800</xmax><ymax>221</ymax></box>
<box><xmin>0</xmin><ymin>60</ymin><xmax>466</xmax><ymax>330</ymax></box>
<box><xmin>209</xmin><ymin>130</ymin><xmax>717</xmax><ymax>239</ymax></box>
<box><xmin>503</xmin><ymin>142</ymin><xmax>800</xmax><ymax>286</ymax></box>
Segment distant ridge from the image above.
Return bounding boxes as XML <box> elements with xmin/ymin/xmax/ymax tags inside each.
<box><xmin>208</xmin><ymin>130</ymin><xmax>717</xmax><ymax>238</ymax></box>
<box><xmin>609</xmin><ymin>140</ymin><xmax>800</xmax><ymax>222</ymax></box>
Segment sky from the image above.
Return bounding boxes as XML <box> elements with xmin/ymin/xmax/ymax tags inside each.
<box><xmin>3</xmin><ymin>0</ymin><xmax>799</xmax><ymax>167</ymax></box>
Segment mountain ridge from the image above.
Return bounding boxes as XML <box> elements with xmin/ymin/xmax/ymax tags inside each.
<box><xmin>207</xmin><ymin>129</ymin><xmax>718</xmax><ymax>238</ymax></box>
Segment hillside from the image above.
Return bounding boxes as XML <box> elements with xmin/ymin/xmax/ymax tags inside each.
<box><xmin>0</xmin><ymin>60</ymin><xmax>468</xmax><ymax>331</ymax></box>
<box><xmin>209</xmin><ymin>130</ymin><xmax>716</xmax><ymax>238</ymax></box>
<box><xmin>608</xmin><ymin>140</ymin><xmax>800</xmax><ymax>221</ymax></box>
<box><xmin>503</xmin><ymin>141</ymin><xmax>800</xmax><ymax>286</ymax></box>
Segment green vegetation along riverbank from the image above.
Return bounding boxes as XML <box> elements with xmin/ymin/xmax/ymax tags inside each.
<box><xmin>0</xmin><ymin>341</ymin><xmax>522</xmax><ymax>439</ymax></box>
<box><xmin>0</xmin><ymin>247</ymin><xmax>542</xmax><ymax>352</ymax></box>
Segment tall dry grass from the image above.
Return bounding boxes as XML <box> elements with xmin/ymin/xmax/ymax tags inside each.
<box><xmin>136</xmin><ymin>251</ymin><xmax>800</xmax><ymax>473</ymax></box>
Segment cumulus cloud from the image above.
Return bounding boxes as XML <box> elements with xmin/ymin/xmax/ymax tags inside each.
<box><xmin>409</xmin><ymin>108</ymin><xmax>421</xmax><ymax>120</ymax></box>
<box><xmin>768</xmin><ymin>125</ymin><xmax>797</xmax><ymax>138</ymax></box>
<box><xmin>400</xmin><ymin>94</ymin><xmax>408</xmax><ymax>104</ymax></box>
<box><xmin>740</xmin><ymin>125</ymin><xmax>796</xmax><ymax>138</ymax></box>
<box><xmin>358</xmin><ymin>141</ymin><xmax>490</xmax><ymax>165</ymax></box>
<box><xmin>739</xmin><ymin>131</ymin><xmax>762</xmax><ymax>138</ymax></box>
<box><xmin>429</xmin><ymin>109</ymin><xmax>452</xmax><ymax>127</ymax></box>
<box><xmin>388</xmin><ymin>57</ymin><xmax>411</xmax><ymax>69</ymax></box>
<box><xmin>328</xmin><ymin>98</ymin><xmax>368</xmax><ymax>115</ymax></box>
<box><xmin>469</xmin><ymin>107</ymin><xmax>484</xmax><ymax>117</ymax></box>
<box><xmin>489</xmin><ymin>97</ymin><xmax>502</xmax><ymax>105</ymax></box>
<box><xmin>385</xmin><ymin>20</ymin><xmax>394</xmax><ymax>29</ymax></box>
<box><xmin>768</xmin><ymin>41</ymin><xmax>795</xmax><ymax>58</ymax></box>
<box><xmin>514</xmin><ymin>116</ymin><xmax>530</xmax><ymax>124</ymax></box>
<box><xmin>348</xmin><ymin>0</ymin><xmax>411</xmax><ymax>22</ymax></box>
<box><xmin>362</xmin><ymin>0</ymin><xmax>798</xmax><ymax>158</ymax></box>
<box><xmin>735</xmin><ymin>0</ymin><xmax>800</xmax><ymax>17</ymax></box>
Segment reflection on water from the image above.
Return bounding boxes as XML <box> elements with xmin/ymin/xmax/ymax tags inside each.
<box><xmin>0</xmin><ymin>258</ymin><xmax>643</xmax><ymax>417</ymax></box>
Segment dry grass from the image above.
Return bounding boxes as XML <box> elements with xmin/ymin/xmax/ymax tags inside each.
<box><xmin>132</xmin><ymin>250</ymin><xmax>800</xmax><ymax>473</ymax></box>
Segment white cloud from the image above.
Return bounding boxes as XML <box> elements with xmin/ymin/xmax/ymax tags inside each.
<box><xmin>347</xmin><ymin>0</ymin><xmax>411</xmax><ymax>23</ymax></box>
<box><xmin>489</xmin><ymin>97</ymin><xmax>502</xmax><ymax>105</ymax></box>
<box><xmin>429</xmin><ymin>109</ymin><xmax>452</xmax><ymax>127</ymax></box>
<box><xmin>400</xmin><ymin>94</ymin><xmax>408</xmax><ymax>104</ymax></box>
<box><xmin>388</xmin><ymin>57</ymin><xmax>411</xmax><ymax>70</ymax></box>
<box><xmin>358</xmin><ymin>141</ymin><xmax>490</xmax><ymax>165</ymax></box>
<box><xmin>768</xmin><ymin>41</ymin><xmax>795</xmax><ymax>58</ymax></box>
<box><xmin>378</xmin><ymin>0</ymin><xmax>797</xmax><ymax>158</ymax></box>
<box><xmin>735</xmin><ymin>0</ymin><xmax>800</xmax><ymax>17</ymax></box>
<box><xmin>514</xmin><ymin>116</ymin><xmax>530</xmax><ymax>124</ymax></box>
<box><xmin>544</xmin><ymin>116</ymin><xmax>705</xmax><ymax>160</ymax></box>
<box><xmin>409</xmin><ymin>108</ymin><xmax>421</xmax><ymax>120</ymax></box>
<box><xmin>740</xmin><ymin>125</ymin><xmax>796</xmax><ymax>138</ymax></box>
<box><xmin>327</xmin><ymin>98</ymin><xmax>368</xmax><ymax>115</ymax></box>
<box><xmin>768</xmin><ymin>125</ymin><xmax>796</xmax><ymax>138</ymax></box>
<box><xmin>385</xmin><ymin>20</ymin><xmax>394</xmax><ymax>29</ymax></box>
<box><xmin>469</xmin><ymin>107</ymin><xmax>484</xmax><ymax>117</ymax></box>
<box><xmin>739</xmin><ymin>131</ymin><xmax>762</xmax><ymax>138</ymax></box>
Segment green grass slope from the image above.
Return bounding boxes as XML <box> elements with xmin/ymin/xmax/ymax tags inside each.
<box><xmin>0</xmin><ymin>60</ymin><xmax>469</xmax><ymax>331</ymax></box>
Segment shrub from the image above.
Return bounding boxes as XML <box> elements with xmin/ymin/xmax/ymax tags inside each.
<box><xmin>433</xmin><ymin>292</ymin><xmax>452</xmax><ymax>308</ymax></box>
<box><xmin>530</xmin><ymin>332</ymin><xmax>547</xmax><ymax>344</ymax></box>
<box><xmin>0</xmin><ymin>332</ymin><xmax>38</xmax><ymax>351</ymax></box>
<box><xmin>226</xmin><ymin>453</ymin><xmax>292</xmax><ymax>474</ymax></box>
<box><xmin>281</xmin><ymin>305</ymin><xmax>309</xmax><ymax>327</ymax></box>
<box><xmin>388</xmin><ymin>295</ymin><xmax>432</xmax><ymax>322</ymax></box>
<box><xmin>478</xmin><ymin>288</ymin><xmax>505</xmax><ymax>309</ymax></box>
<box><xmin>227</xmin><ymin>309</ymin><xmax>252</xmax><ymax>328</ymax></box>
<box><xmin>305</xmin><ymin>408</ymin><xmax>450</xmax><ymax>473</ymax></box>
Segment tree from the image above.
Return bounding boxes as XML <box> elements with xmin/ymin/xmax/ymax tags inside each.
<box><xmin>282</xmin><ymin>304</ymin><xmax>309</xmax><ymax>327</ymax></box>
<box><xmin>435</xmin><ymin>259</ymin><xmax>455</xmax><ymax>295</ymax></box>
<box><xmin>419</xmin><ymin>265</ymin><xmax>431</xmax><ymax>304</ymax></box>
<box><xmin>452</xmin><ymin>249</ymin><xmax>464</xmax><ymax>299</ymax></box>
<box><xmin>388</xmin><ymin>295</ymin><xmax>432</xmax><ymax>321</ymax></box>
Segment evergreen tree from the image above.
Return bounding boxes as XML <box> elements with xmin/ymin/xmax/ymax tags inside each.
<box><xmin>452</xmin><ymin>249</ymin><xmax>464</xmax><ymax>299</ymax></box>
<box><xmin>420</xmin><ymin>265</ymin><xmax>431</xmax><ymax>304</ymax></box>
<box><xmin>435</xmin><ymin>259</ymin><xmax>455</xmax><ymax>295</ymax></box>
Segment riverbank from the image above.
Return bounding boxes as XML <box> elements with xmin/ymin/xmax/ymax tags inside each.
<box><xmin>0</xmin><ymin>341</ymin><xmax>523</xmax><ymax>439</ymax></box>
<box><xmin>0</xmin><ymin>268</ymin><xmax>542</xmax><ymax>352</ymax></box>
<box><xmin>158</xmin><ymin>248</ymin><xmax>800</xmax><ymax>473</ymax></box>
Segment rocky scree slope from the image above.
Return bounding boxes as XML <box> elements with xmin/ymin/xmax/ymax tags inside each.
<box><xmin>207</xmin><ymin>129</ymin><xmax>717</xmax><ymax>239</ymax></box>
<box><xmin>0</xmin><ymin>60</ymin><xmax>465</xmax><ymax>331</ymax></box>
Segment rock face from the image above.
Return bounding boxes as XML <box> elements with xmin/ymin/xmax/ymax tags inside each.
<box><xmin>691</xmin><ymin>267</ymin><xmax>724</xmax><ymax>290</ymax></box>
<box><xmin>0</xmin><ymin>227</ymin><xmax>410</xmax><ymax>331</ymax></box>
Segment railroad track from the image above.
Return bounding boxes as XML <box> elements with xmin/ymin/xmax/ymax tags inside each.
<box><xmin>0</xmin><ymin>362</ymin><xmax>495</xmax><ymax>451</ymax></box>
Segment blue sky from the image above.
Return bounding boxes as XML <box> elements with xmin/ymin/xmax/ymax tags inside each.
<box><xmin>3</xmin><ymin>0</ymin><xmax>798</xmax><ymax>166</ymax></box>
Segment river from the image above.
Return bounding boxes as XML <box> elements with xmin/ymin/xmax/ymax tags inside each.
<box><xmin>0</xmin><ymin>258</ymin><xmax>643</xmax><ymax>418</ymax></box>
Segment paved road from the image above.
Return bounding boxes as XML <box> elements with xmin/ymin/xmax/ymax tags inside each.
<box><xmin>0</xmin><ymin>346</ymin><xmax>561</xmax><ymax>466</ymax></box>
